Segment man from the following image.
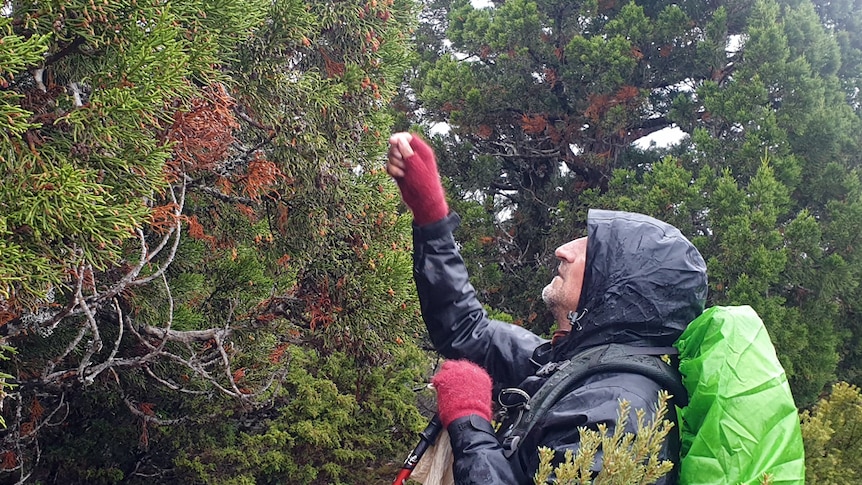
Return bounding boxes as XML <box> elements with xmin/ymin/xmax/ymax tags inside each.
<box><xmin>386</xmin><ymin>132</ymin><xmax>708</xmax><ymax>484</ymax></box>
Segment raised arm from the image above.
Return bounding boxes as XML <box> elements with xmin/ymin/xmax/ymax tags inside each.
<box><xmin>386</xmin><ymin>133</ymin><xmax>545</xmax><ymax>388</ymax></box>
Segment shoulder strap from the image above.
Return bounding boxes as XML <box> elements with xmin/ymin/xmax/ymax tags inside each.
<box><xmin>501</xmin><ymin>343</ymin><xmax>687</xmax><ymax>458</ymax></box>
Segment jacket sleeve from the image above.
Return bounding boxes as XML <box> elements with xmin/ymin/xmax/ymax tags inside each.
<box><xmin>447</xmin><ymin>415</ymin><xmax>521</xmax><ymax>484</ymax></box>
<box><xmin>412</xmin><ymin>212</ymin><xmax>546</xmax><ymax>389</ymax></box>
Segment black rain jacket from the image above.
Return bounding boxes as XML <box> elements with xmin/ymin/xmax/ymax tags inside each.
<box><xmin>412</xmin><ymin>209</ymin><xmax>708</xmax><ymax>484</ymax></box>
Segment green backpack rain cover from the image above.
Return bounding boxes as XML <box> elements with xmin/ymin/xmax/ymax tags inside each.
<box><xmin>674</xmin><ymin>306</ymin><xmax>805</xmax><ymax>485</ymax></box>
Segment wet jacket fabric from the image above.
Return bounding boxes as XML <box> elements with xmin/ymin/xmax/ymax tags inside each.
<box><xmin>413</xmin><ymin>209</ymin><xmax>708</xmax><ymax>484</ymax></box>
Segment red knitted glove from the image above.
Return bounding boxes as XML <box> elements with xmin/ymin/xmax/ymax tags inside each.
<box><xmin>395</xmin><ymin>135</ymin><xmax>449</xmax><ymax>225</ymax></box>
<box><xmin>431</xmin><ymin>360</ymin><xmax>493</xmax><ymax>428</ymax></box>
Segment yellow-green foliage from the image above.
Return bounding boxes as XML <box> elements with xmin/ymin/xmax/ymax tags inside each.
<box><xmin>0</xmin><ymin>0</ymin><xmax>260</xmax><ymax>305</ymax></box>
<box><xmin>172</xmin><ymin>345</ymin><xmax>427</xmax><ymax>485</ymax></box>
<box><xmin>800</xmin><ymin>381</ymin><xmax>862</xmax><ymax>485</ymax></box>
<box><xmin>534</xmin><ymin>391</ymin><xmax>675</xmax><ymax>485</ymax></box>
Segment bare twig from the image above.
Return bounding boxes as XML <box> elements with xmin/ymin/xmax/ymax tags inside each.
<box><xmin>76</xmin><ymin>265</ymin><xmax>103</xmax><ymax>385</ymax></box>
<box><xmin>122</xmin><ymin>397</ymin><xmax>189</xmax><ymax>426</ymax></box>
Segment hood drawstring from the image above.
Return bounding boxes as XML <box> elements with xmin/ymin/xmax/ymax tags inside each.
<box><xmin>552</xmin><ymin>310</ymin><xmax>588</xmax><ymax>347</ymax></box>
<box><xmin>567</xmin><ymin>309</ymin><xmax>588</xmax><ymax>331</ymax></box>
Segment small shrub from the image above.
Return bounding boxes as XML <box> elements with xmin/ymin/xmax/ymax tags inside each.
<box><xmin>800</xmin><ymin>381</ymin><xmax>862</xmax><ymax>485</ymax></box>
<box><xmin>534</xmin><ymin>390</ymin><xmax>675</xmax><ymax>485</ymax></box>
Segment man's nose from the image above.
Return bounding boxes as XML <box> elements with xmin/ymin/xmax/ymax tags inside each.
<box><xmin>555</xmin><ymin>241</ymin><xmax>577</xmax><ymax>260</ymax></box>
<box><xmin>555</xmin><ymin>238</ymin><xmax>586</xmax><ymax>261</ymax></box>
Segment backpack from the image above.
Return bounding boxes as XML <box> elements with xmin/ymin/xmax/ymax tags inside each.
<box><xmin>499</xmin><ymin>343</ymin><xmax>687</xmax><ymax>458</ymax></box>
<box><xmin>675</xmin><ymin>305</ymin><xmax>805</xmax><ymax>485</ymax></box>
<box><xmin>499</xmin><ymin>306</ymin><xmax>805</xmax><ymax>484</ymax></box>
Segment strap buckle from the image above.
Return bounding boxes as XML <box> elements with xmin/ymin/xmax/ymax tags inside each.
<box><xmin>535</xmin><ymin>359</ymin><xmax>571</xmax><ymax>378</ymax></box>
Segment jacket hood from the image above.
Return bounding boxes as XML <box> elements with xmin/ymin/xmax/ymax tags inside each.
<box><xmin>552</xmin><ymin>209</ymin><xmax>707</xmax><ymax>361</ymax></box>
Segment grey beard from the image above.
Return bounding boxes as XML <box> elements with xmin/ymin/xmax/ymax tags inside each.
<box><xmin>541</xmin><ymin>283</ymin><xmax>553</xmax><ymax>305</ymax></box>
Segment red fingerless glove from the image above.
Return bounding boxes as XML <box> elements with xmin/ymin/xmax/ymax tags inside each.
<box><xmin>396</xmin><ymin>135</ymin><xmax>449</xmax><ymax>225</ymax></box>
<box><xmin>431</xmin><ymin>360</ymin><xmax>493</xmax><ymax>428</ymax></box>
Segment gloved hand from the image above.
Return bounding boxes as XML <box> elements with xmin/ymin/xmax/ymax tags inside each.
<box><xmin>431</xmin><ymin>359</ymin><xmax>493</xmax><ymax>428</ymax></box>
<box><xmin>386</xmin><ymin>132</ymin><xmax>449</xmax><ymax>225</ymax></box>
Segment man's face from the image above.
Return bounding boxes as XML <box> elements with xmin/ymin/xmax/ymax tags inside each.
<box><xmin>542</xmin><ymin>237</ymin><xmax>588</xmax><ymax>322</ymax></box>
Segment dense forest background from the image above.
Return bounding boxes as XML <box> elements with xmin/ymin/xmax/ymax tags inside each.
<box><xmin>1</xmin><ymin>0</ymin><xmax>861</xmax><ymax>483</ymax></box>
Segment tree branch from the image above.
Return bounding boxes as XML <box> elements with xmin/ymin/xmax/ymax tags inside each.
<box><xmin>138</xmin><ymin>325</ymin><xmax>231</xmax><ymax>345</ymax></box>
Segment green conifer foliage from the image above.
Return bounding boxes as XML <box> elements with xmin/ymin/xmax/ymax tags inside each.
<box><xmin>1</xmin><ymin>1</ymin><xmax>425</xmax><ymax>482</ymax></box>
<box><xmin>672</xmin><ymin>0</ymin><xmax>862</xmax><ymax>404</ymax></box>
<box><xmin>801</xmin><ymin>381</ymin><xmax>862</xmax><ymax>484</ymax></box>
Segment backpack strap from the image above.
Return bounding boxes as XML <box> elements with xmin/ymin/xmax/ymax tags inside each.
<box><xmin>500</xmin><ymin>343</ymin><xmax>687</xmax><ymax>458</ymax></box>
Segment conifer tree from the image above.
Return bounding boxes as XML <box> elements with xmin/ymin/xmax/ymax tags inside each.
<box><xmin>1</xmin><ymin>1</ymin><xmax>426</xmax><ymax>483</ymax></box>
